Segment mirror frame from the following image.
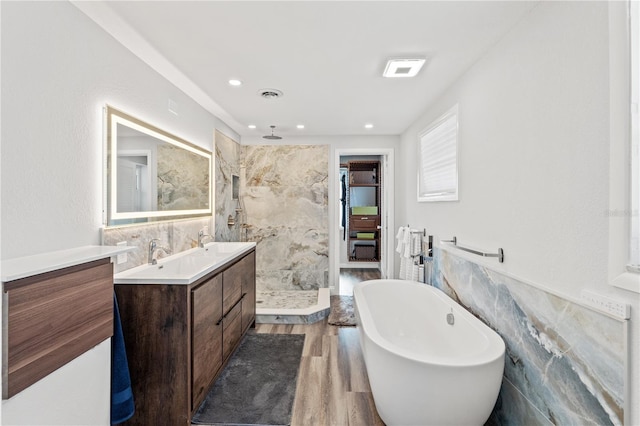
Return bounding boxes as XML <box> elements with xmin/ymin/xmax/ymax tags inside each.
<box><xmin>104</xmin><ymin>105</ymin><xmax>213</xmax><ymax>227</ymax></box>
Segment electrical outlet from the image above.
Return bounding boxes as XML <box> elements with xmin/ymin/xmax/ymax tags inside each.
<box><xmin>116</xmin><ymin>241</ymin><xmax>128</xmax><ymax>264</ymax></box>
<box><xmin>580</xmin><ymin>290</ymin><xmax>631</xmax><ymax>320</ymax></box>
<box><xmin>168</xmin><ymin>99</ymin><xmax>178</xmax><ymax>115</ymax></box>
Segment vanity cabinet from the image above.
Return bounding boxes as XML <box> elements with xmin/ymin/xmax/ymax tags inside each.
<box><xmin>0</xmin><ymin>246</ymin><xmax>133</xmax><ymax>401</ymax></box>
<box><xmin>115</xmin><ymin>248</ymin><xmax>256</xmax><ymax>426</ymax></box>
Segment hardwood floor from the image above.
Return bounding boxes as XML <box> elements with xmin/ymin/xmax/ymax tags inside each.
<box><xmin>253</xmin><ymin>320</ymin><xmax>385</xmax><ymax>426</ymax></box>
<box><xmin>339</xmin><ymin>268</ymin><xmax>382</xmax><ymax>295</ymax></box>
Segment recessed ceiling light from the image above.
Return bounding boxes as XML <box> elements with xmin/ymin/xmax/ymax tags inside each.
<box><xmin>228</xmin><ymin>79</ymin><xmax>243</xmax><ymax>86</ymax></box>
<box><xmin>383</xmin><ymin>58</ymin><xmax>426</xmax><ymax>78</ymax></box>
<box><xmin>248</xmin><ymin>124</ymin><xmax>256</xmax><ymax>129</ymax></box>
<box><xmin>296</xmin><ymin>124</ymin><xmax>305</xmax><ymax>129</ymax></box>
<box><xmin>364</xmin><ymin>123</ymin><xmax>374</xmax><ymax>129</ymax></box>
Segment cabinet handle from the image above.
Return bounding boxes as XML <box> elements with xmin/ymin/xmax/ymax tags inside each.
<box><xmin>218</xmin><ymin>293</ymin><xmax>248</xmax><ymax>325</ymax></box>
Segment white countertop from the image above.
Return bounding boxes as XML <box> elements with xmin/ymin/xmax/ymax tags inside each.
<box><xmin>114</xmin><ymin>242</ymin><xmax>256</xmax><ymax>285</ymax></box>
<box><xmin>1</xmin><ymin>245</ymin><xmax>136</xmax><ymax>282</ymax></box>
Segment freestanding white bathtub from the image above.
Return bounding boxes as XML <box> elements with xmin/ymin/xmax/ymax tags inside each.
<box><xmin>353</xmin><ymin>279</ymin><xmax>505</xmax><ymax>426</ymax></box>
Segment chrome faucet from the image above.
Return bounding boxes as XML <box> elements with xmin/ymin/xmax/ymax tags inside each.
<box><xmin>148</xmin><ymin>239</ymin><xmax>171</xmax><ymax>265</ymax></box>
<box><xmin>198</xmin><ymin>229</ymin><xmax>214</xmax><ymax>248</ymax></box>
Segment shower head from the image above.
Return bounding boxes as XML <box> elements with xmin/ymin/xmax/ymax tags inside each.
<box><xmin>263</xmin><ymin>125</ymin><xmax>282</xmax><ymax>140</ymax></box>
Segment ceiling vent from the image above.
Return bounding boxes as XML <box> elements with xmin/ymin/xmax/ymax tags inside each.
<box><xmin>383</xmin><ymin>58</ymin><xmax>426</xmax><ymax>78</ymax></box>
<box><xmin>258</xmin><ymin>88</ymin><xmax>283</xmax><ymax>99</ymax></box>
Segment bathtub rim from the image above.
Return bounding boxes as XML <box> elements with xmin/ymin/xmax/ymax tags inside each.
<box><xmin>353</xmin><ymin>278</ymin><xmax>505</xmax><ymax>367</ymax></box>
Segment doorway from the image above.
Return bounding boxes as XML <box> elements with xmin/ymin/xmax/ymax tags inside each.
<box><xmin>332</xmin><ymin>149</ymin><xmax>394</xmax><ymax>295</ymax></box>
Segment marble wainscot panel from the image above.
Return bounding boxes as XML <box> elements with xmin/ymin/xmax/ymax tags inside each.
<box><xmin>432</xmin><ymin>247</ymin><xmax>626</xmax><ymax>426</ymax></box>
<box><xmin>243</xmin><ymin>145</ymin><xmax>329</xmax><ymax>292</ymax></box>
<box><xmin>102</xmin><ymin>217</ymin><xmax>212</xmax><ymax>273</ymax></box>
<box><xmin>214</xmin><ymin>130</ymin><xmax>242</xmax><ymax>242</ymax></box>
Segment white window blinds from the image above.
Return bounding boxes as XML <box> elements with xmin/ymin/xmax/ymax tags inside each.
<box><xmin>629</xmin><ymin>0</ymin><xmax>640</xmax><ymax>269</ymax></box>
<box><xmin>417</xmin><ymin>105</ymin><xmax>459</xmax><ymax>202</ymax></box>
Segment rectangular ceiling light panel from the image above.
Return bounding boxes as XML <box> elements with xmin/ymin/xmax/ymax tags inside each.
<box><xmin>383</xmin><ymin>58</ymin><xmax>426</xmax><ymax>78</ymax></box>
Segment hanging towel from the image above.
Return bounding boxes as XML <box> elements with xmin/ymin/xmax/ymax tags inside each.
<box><xmin>411</xmin><ymin>232</ymin><xmax>422</xmax><ymax>256</ymax></box>
<box><xmin>111</xmin><ymin>294</ymin><xmax>134</xmax><ymax>425</ymax></box>
<box><xmin>403</xmin><ymin>229</ymin><xmax>415</xmax><ymax>258</ymax></box>
<box><xmin>395</xmin><ymin>226</ymin><xmax>406</xmax><ymax>254</ymax></box>
<box><xmin>399</xmin><ymin>257</ymin><xmax>411</xmax><ymax>280</ymax></box>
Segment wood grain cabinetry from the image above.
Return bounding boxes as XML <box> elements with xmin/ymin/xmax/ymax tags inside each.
<box><xmin>347</xmin><ymin>161</ymin><xmax>381</xmax><ymax>261</ymax></box>
<box><xmin>2</xmin><ymin>258</ymin><xmax>114</xmax><ymax>399</ymax></box>
<box><xmin>191</xmin><ymin>273</ymin><xmax>223</xmax><ymax>409</ymax></box>
<box><xmin>240</xmin><ymin>252</ymin><xmax>256</xmax><ymax>334</ymax></box>
<box><xmin>115</xmin><ymin>249</ymin><xmax>256</xmax><ymax>426</ymax></box>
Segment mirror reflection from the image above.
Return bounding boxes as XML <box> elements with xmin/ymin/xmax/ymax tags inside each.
<box><xmin>105</xmin><ymin>106</ymin><xmax>212</xmax><ymax>226</ymax></box>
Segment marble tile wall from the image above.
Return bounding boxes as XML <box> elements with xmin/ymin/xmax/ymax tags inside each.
<box><xmin>214</xmin><ymin>130</ymin><xmax>243</xmax><ymax>242</ymax></box>
<box><xmin>102</xmin><ymin>217</ymin><xmax>212</xmax><ymax>273</ymax></box>
<box><xmin>157</xmin><ymin>144</ymin><xmax>210</xmax><ymax>211</ymax></box>
<box><xmin>243</xmin><ymin>145</ymin><xmax>329</xmax><ymax>292</ymax></box>
<box><xmin>432</xmin><ymin>248</ymin><xmax>626</xmax><ymax>425</ymax></box>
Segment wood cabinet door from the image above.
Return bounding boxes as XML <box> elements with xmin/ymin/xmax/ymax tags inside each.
<box><xmin>222</xmin><ymin>302</ymin><xmax>242</xmax><ymax>361</ymax></box>
<box><xmin>222</xmin><ymin>263</ymin><xmax>242</xmax><ymax>314</ymax></box>
<box><xmin>191</xmin><ymin>274</ymin><xmax>223</xmax><ymax>410</ymax></box>
<box><xmin>240</xmin><ymin>251</ymin><xmax>256</xmax><ymax>331</ymax></box>
<box><xmin>4</xmin><ymin>259</ymin><xmax>113</xmax><ymax>399</ymax></box>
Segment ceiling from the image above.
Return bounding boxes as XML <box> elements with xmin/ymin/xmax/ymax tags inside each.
<box><xmin>79</xmin><ymin>1</ymin><xmax>537</xmax><ymax>138</ymax></box>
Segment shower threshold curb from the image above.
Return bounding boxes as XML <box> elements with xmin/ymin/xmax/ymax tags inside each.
<box><xmin>256</xmin><ymin>288</ymin><xmax>330</xmax><ymax>324</ymax></box>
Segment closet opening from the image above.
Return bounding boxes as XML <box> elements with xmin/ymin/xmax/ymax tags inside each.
<box><xmin>333</xmin><ymin>150</ymin><xmax>394</xmax><ymax>296</ymax></box>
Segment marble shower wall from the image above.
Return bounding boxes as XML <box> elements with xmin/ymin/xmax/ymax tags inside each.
<box><xmin>432</xmin><ymin>248</ymin><xmax>626</xmax><ymax>425</ymax></box>
<box><xmin>214</xmin><ymin>130</ymin><xmax>242</xmax><ymax>242</ymax></box>
<box><xmin>243</xmin><ymin>145</ymin><xmax>329</xmax><ymax>291</ymax></box>
<box><xmin>102</xmin><ymin>217</ymin><xmax>213</xmax><ymax>273</ymax></box>
<box><xmin>157</xmin><ymin>144</ymin><xmax>210</xmax><ymax>211</ymax></box>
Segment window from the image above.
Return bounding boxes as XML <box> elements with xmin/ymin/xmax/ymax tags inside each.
<box><xmin>610</xmin><ymin>0</ymin><xmax>640</xmax><ymax>292</ymax></box>
<box><xmin>630</xmin><ymin>0</ymin><xmax>640</xmax><ymax>271</ymax></box>
<box><xmin>417</xmin><ymin>105</ymin><xmax>459</xmax><ymax>202</ymax></box>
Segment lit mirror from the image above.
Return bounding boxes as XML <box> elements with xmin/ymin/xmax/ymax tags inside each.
<box><xmin>105</xmin><ymin>106</ymin><xmax>212</xmax><ymax>226</ymax></box>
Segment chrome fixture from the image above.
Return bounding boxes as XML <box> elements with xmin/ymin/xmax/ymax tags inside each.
<box><xmin>441</xmin><ymin>236</ymin><xmax>504</xmax><ymax>263</ymax></box>
<box><xmin>263</xmin><ymin>125</ymin><xmax>282</xmax><ymax>140</ymax></box>
<box><xmin>148</xmin><ymin>238</ymin><xmax>171</xmax><ymax>265</ymax></box>
<box><xmin>441</xmin><ymin>236</ymin><xmax>457</xmax><ymax>245</ymax></box>
<box><xmin>198</xmin><ymin>229</ymin><xmax>214</xmax><ymax>248</ymax></box>
<box><xmin>446</xmin><ymin>309</ymin><xmax>455</xmax><ymax>326</ymax></box>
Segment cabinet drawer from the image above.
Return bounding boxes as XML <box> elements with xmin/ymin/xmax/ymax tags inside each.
<box><xmin>223</xmin><ymin>302</ymin><xmax>242</xmax><ymax>360</ymax></box>
<box><xmin>191</xmin><ymin>274</ymin><xmax>223</xmax><ymax>410</ymax></box>
<box><xmin>4</xmin><ymin>259</ymin><xmax>113</xmax><ymax>399</ymax></box>
<box><xmin>222</xmin><ymin>267</ymin><xmax>242</xmax><ymax>314</ymax></box>
<box><xmin>349</xmin><ymin>215</ymin><xmax>379</xmax><ymax>230</ymax></box>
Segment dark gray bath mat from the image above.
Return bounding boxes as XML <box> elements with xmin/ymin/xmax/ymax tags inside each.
<box><xmin>327</xmin><ymin>295</ymin><xmax>357</xmax><ymax>326</ymax></box>
<box><xmin>192</xmin><ymin>333</ymin><xmax>305</xmax><ymax>426</ymax></box>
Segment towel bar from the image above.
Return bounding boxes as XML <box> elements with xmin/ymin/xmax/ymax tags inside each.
<box><xmin>442</xmin><ymin>236</ymin><xmax>504</xmax><ymax>263</ymax></box>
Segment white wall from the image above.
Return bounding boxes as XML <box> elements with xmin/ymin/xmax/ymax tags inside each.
<box><xmin>0</xmin><ymin>2</ymin><xmax>237</xmax><ymax>424</ymax></box>
<box><xmin>397</xmin><ymin>2</ymin><xmax>639</xmax><ymax>423</ymax></box>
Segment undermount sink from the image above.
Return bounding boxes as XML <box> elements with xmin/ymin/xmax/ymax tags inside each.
<box><xmin>193</xmin><ymin>242</ymin><xmax>250</xmax><ymax>256</ymax></box>
<box><xmin>114</xmin><ymin>242</ymin><xmax>256</xmax><ymax>285</ymax></box>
